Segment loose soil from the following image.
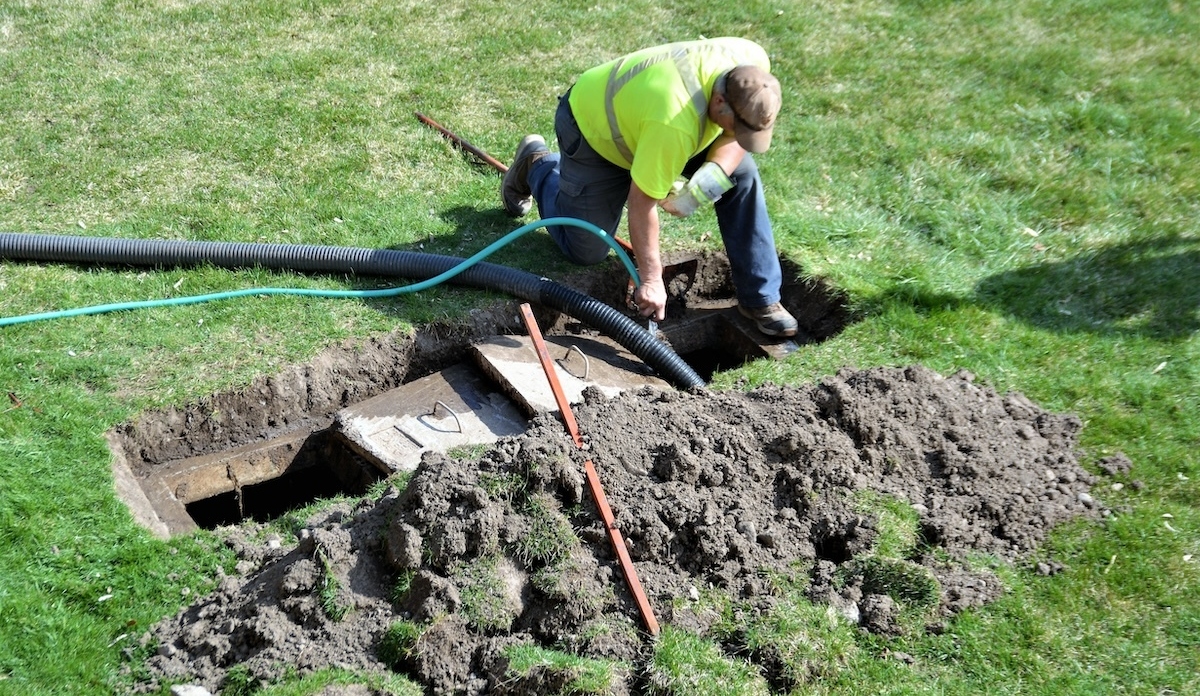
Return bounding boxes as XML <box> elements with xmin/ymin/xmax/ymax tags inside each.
<box><xmin>138</xmin><ymin>364</ymin><xmax>1105</xmax><ymax>695</ymax></box>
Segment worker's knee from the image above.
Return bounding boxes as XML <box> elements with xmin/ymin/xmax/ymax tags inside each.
<box><xmin>547</xmin><ymin>217</ymin><xmax>620</xmax><ymax>265</ymax></box>
<box><xmin>559</xmin><ymin>237</ymin><xmax>611</xmax><ymax>266</ymax></box>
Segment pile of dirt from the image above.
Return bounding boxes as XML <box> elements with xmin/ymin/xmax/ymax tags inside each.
<box><xmin>139</xmin><ymin>365</ymin><xmax>1103</xmax><ymax>694</ymax></box>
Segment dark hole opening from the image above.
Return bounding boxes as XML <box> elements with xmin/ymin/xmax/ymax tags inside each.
<box><xmin>185</xmin><ymin>432</ymin><xmax>382</xmax><ymax>529</ymax></box>
<box><xmin>679</xmin><ymin>345</ymin><xmax>746</xmax><ymax>381</ymax></box>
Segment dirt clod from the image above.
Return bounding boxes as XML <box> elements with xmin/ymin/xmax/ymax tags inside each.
<box><xmin>1097</xmin><ymin>452</ymin><xmax>1134</xmax><ymax>477</ymax></box>
<box><xmin>140</xmin><ymin>365</ymin><xmax>1102</xmax><ymax>694</ymax></box>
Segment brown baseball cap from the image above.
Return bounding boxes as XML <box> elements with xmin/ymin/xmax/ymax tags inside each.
<box><xmin>724</xmin><ymin>65</ymin><xmax>781</xmax><ymax>153</ymax></box>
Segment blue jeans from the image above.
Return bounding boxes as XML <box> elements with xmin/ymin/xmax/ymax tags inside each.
<box><xmin>526</xmin><ymin>93</ymin><xmax>784</xmax><ymax>309</ymax></box>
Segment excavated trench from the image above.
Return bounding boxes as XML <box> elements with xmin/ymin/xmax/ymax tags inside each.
<box><xmin>0</xmin><ymin>213</ymin><xmax>1125</xmax><ymax>696</ymax></box>
<box><xmin>110</xmin><ymin>251</ymin><xmax>848</xmax><ymax>537</ymax></box>
<box><xmin>118</xmin><ymin>251</ymin><xmax>1119</xmax><ymax>695</ymax></box>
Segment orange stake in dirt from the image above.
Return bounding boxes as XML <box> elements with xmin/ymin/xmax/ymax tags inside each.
<box><xmin>518</xmin><ymin>303</ymin><xmax>660</xmax><ymax>637</ymax></box>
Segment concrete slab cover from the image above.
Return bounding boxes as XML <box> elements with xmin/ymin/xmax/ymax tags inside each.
<box><xmin>472</xmin><ymin>333</ymin><xmax>670</xmax><ymax>416</ymax></box>
<box><xmin>335</xmin><ymin>363</ymin><xmax>527</xmax><ymax>473</ymax></box>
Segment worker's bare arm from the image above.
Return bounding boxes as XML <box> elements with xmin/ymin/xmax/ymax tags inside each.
<box><xmin>626</xmin><ymin>182</ymin><xmax>667</xmax><ymax>321</ymax></box>
<box><xmin>705</xmin><ymin>133</ymin><xmax>745</xmax><ymax>175</ymax></box>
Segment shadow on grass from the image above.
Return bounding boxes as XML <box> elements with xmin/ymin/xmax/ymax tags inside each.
<box><xmin>356</xmin><ymin>204</ymin><xmax>590</xmax><ymax>321</ymax></box>
<box><xmin>975</xmin><ymin>234</ymin><xmax>1199</xmax><ymax>340</ymax></box>
<box><xmin>381</xmin><ymin>204</ymin><xmax>575</xmax><ymax>273</ymax></box>
<box><xmin>440</xmin><ymin>205</ymin><xmax>573</xmax><ymax>269</ymax></box>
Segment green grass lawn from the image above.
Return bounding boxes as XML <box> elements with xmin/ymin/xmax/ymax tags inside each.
<box><xmin>1</xmin><ymin>0</ymin><xmax>1197</xmax><ymax>694</ymax></box>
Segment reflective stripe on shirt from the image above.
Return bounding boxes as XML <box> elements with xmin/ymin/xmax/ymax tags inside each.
<box><xmin>603</xmin><ymin>46</ymin><xmax>710</xmax><ymax>166</ymax></box>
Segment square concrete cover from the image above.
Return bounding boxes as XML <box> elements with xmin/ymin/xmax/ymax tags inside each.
<box><xmin>335</xmin><ymin>362</ymin><xmax>528</xmax><ymax>473</ymax></box>
<box><xmin>472</xmin><ymin>332</ymin><xmax>670</xmax><ymax>416</ymax></box>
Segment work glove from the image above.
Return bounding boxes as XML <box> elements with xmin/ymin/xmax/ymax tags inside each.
<box><xmin>660</xmin><ymin>162</ymin><xmax>734</xmax><ymax>218</ymax></box>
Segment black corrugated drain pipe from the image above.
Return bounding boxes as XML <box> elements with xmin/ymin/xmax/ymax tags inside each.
<box><xmin>0</xmin><ymin>233</ymin><xmax>706</xmax><ymax>390</ymax></box>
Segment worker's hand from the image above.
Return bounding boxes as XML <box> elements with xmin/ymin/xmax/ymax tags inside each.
<box><xmin>659</xmin><ymin>181</ymin><xmax>689</xmax><ymax>218</ymax></box>
<box><xmin>632</xmin><ymin>276</ymin><xmax>667</xmax><ymax>322</ymax></box>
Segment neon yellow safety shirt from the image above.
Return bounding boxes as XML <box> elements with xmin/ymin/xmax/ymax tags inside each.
<box><xmin>568</xmin><ymin>37</ymin><xmax>771</xmax><ymax>200</ymax></box>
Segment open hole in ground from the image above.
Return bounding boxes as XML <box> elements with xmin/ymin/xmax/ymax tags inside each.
<box><xmin>109</xmin><ymin>251</ymin><xmax>851</xmax><ymax>536</ymax></box>
<box><xmin>677</xmin><ymin>344</ymin><xmax>746</xmax><ymax>380</ymax></box>
<box><xmin>182</xmin><ymin>430</ymin><xmax>382</xmax><ymax>527</ymax></box>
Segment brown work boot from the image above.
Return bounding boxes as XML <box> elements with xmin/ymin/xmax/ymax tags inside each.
<box><xmin>501</xmin><ymin>134</ymin><xmax>549</xmax><ymax>217</ymax></box>
<box><xmin>738</xmin><ymin>302</ymin><xmax>798</xmax><ymax>337</ymax></box>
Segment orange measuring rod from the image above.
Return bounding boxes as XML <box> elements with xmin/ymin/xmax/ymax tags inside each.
<box><xmin>518</xmin><ymin>303</ymin><xmax>660</xmax><ymax>637</ymax></box>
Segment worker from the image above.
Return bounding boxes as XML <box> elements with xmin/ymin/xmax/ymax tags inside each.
<box><xmin>501</xmin><ymin>37</ymin><xmax>798</xmax><ymax>337</ymax></box>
